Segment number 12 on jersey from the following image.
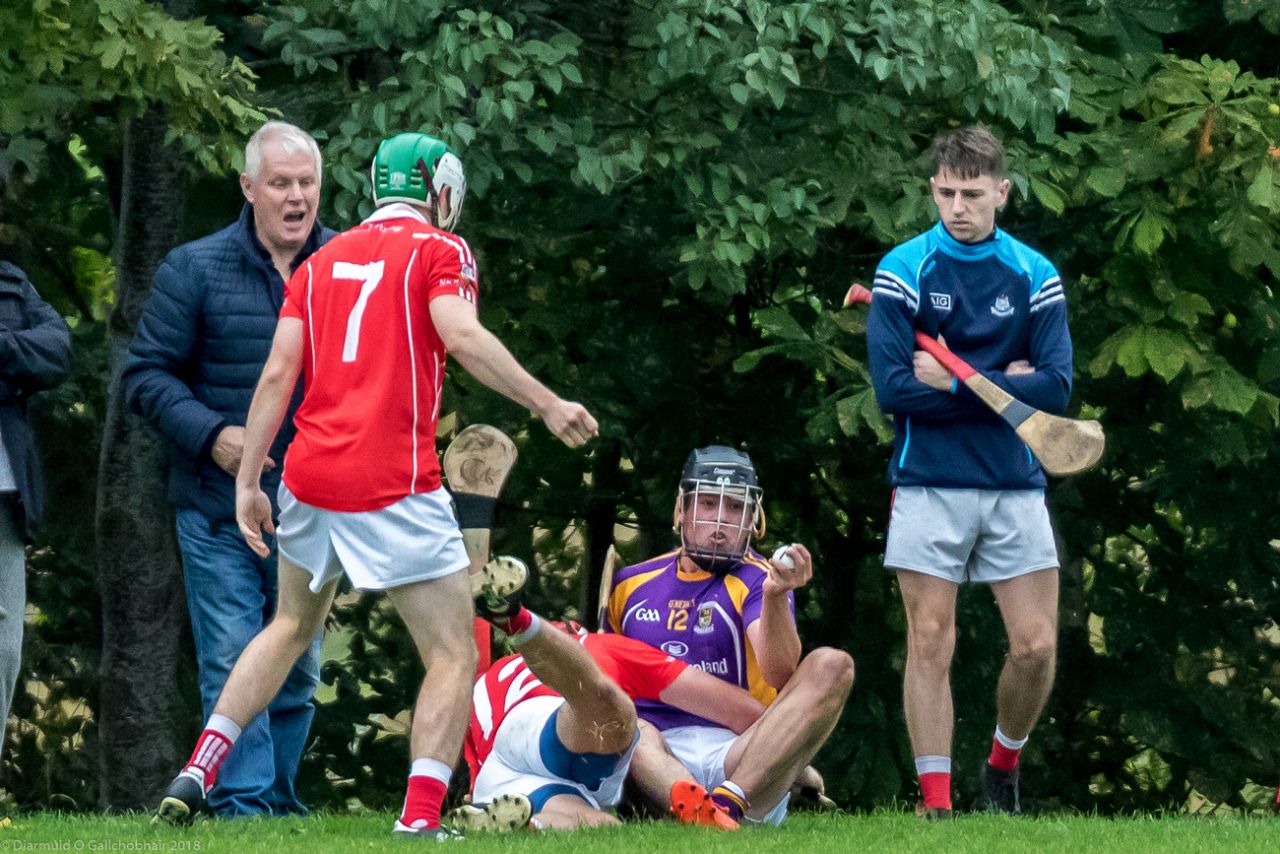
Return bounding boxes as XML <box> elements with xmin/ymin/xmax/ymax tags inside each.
<box><xmin>332</xmin><ymin>260</ymin><xmax>385</xmax><ymax>362</ymax></box>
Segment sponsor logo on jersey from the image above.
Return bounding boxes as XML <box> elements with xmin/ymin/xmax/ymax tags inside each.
<box><xmin>991</xmin><ymin>293</ymin><xmax>1014</xmax><ymax>317</ymax></box>
<box><xmin>930</xmin><ymin>293</ymin><xmax>952</xmax><ymax>311</ymax></box>
<box><xmin>661</xmin><ymin>640</ymin><xmax>689</xmax><ymax>657</ymax></box>
<box><xmin>693</xmin><ymin>604</ymin><xmax>715</xmax><ymax>635</ymax></box>
<box><xmin>694</xmin><ymin>658</ymin><xmax>729</xmax><ymax>675</ymax></box>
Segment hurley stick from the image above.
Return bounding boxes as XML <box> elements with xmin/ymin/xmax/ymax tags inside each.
<box><xmin>844</xmin><ymin>283</ymin><xmax>1104</xmax><ymax>477</ymax></box>
<box><xmin>442</xmin><ymin>424</ymin><xmax>518</xmax><ymax>670</ymax></box>
<box><xmin>595</xmin><ymin>545</ymin><xmax>619</xmax><ymax>633</ymax></box>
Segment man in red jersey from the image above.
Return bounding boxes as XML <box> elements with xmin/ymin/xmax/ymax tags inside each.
<box><xmin>153</xmin><ymin>133</ymin><xmax>598</xmax><ymax>839</ymax></box>
<box><xmin>455</xmin><ymin>557</ymin><xmax>757</xmax><ymax>832</ymax></box>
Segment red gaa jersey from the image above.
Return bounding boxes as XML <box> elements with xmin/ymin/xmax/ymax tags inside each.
<box><xmin>464</xmin><ymin>632</ymin><xmax>687</xmax><ymax>790</ymax></box>
<box><xmin>279</xmin><ymin>204</ymin><xmax>478</xmax><ymax>511</ymax></box>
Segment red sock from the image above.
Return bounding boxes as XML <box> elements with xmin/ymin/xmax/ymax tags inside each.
<box><xmin>400</xmin><ymin>775</ymin><xmax>448</xmax><ymax>830</ymax></box>
<box><xmin>989</xmin><ymin>737</ymin><xmax>1022</xmax><ymax>771</ymax></box>
<box><xmin>919</xmin><ymin>773</ymin><xmax>952</xmax><ymax>810</ymax></box>
<box><xmin>184</xmin><ymin>730</ymin><xmax>233</xmax><ymax>791</ymax></box>
<box><xmin>492</xmin><ymin>605</ymin><xmax>533</xmax><ymax>638</ymax></box>
<box><xmin>473</xmin><ymin>617</ymin><xmax>491</xmax><ymax>676</ymax></box>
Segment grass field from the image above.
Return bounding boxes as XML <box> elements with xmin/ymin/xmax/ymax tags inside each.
<box><xmin>0</xmin><ymin>811</ymin><xmax>1274</xmax><ymax>853</ymax></box>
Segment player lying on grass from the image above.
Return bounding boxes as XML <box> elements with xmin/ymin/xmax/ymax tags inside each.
<box><xmin>456</xmin><ymin>556</ymin><xmax>763</xmax><ymax>831</ymax></box>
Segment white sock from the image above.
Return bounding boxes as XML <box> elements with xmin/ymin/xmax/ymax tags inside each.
<box><xmin>206</xmin><ymin>713</ymin><xmax>242</xmax><ymax>742</ymax></box>
<box><xmin>914</xmin><ymin>755</ymin><xmax>952</xmax><ymax>775</ymax></box>
<box><xmin>509</xmin><ymin>613</ymin><xmax>542</xmax><ymax>646</ymax></box>
<box><xmin>409</xmin><ymin>757</ymin><xmax>453</xmax><ymax>785</ymax></box>
<box><xmin>994</xmin><ymin>726</ymin><xmax>1029</xmax><ymax>750</ymax></box>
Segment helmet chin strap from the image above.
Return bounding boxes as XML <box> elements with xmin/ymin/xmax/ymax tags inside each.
<box><xmin>415</xmin><ymin>157</ymin><xmax>440</xmax><ymax>226</ymax></box>
<box><xmin>684</xmin><ymin>548</ymin><xmax>740</xmax><ymax>575</ymax></box>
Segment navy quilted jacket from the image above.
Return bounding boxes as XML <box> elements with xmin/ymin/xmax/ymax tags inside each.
<box><xmin>123</xmin><ymin>204</ymin><xmax>335</xmax><ymax>521</ymax></box>
<box><xmin>0</xmin><ymin>262</ymin><xmax>71</xmax><ymax>538</ymax></box>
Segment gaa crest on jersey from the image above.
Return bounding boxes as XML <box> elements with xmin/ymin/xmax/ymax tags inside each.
<box><xmin>930</xmin><ymin>293</ymin><xmax>952</xmax><ymax>312</ymax></box>
<box><xmin>693</xmin><ymin>604</ymin><xmax>715</xmax><ymax>635</ymax></box>
<box><xmin>991</xmin><ymin>293</ymin><xmax>1014</xmax><ymax>317</ymax></box>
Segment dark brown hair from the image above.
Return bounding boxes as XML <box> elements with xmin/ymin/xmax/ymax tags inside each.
<box><xmin>930</xmin><ymin>125</ymin><xmax>1005</xmax><ymax>179</ymax></box>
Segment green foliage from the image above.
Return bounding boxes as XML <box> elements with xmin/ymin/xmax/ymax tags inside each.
<box><xmin>0</xmin><ymin>0</ymin><xmax>265</xmax><ymax>177</ymax></box>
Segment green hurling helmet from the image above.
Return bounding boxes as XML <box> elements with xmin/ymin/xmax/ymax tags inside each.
<box><xmin>370</xmin><ymin>132</ymin><xmax>467</xmax><ymax>231</ymax></box>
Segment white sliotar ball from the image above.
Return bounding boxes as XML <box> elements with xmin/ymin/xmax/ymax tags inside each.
<box><xmin>771</xmin><ymin>544</ymin><xmax>795</xmax><ymax>570</ymax></box>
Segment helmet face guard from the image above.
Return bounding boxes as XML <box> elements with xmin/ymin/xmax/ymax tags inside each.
<box><xmin>675</xmin><ymin>446</ymin><xmax>765</xmax><ymax>574</ymax></box>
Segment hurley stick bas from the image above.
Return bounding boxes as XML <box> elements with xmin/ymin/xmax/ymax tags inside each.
<box><xmin>442</xmin><ymin>424</ymin><xmax>519</xmax><ymax>670</ymax></box>
<box><xmin>595</xmin><ymin>544</ymin><xmax>619</xmax><ymax>633</ymax></box>
<box><xmin>844</xmin><ymin>283</ymin><xmax>1105</xmax><ymax>477</ymax></box>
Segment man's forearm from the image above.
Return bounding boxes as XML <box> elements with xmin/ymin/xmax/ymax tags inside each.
<box><xmin>755</xmin><ymin>597</ymin><xmax>802</xmax><ymax>688</ymax></box>
<box><xmin>236</xmin><ymin>371</ymin><xmax>292</xmax><ymax>488</ymax></box>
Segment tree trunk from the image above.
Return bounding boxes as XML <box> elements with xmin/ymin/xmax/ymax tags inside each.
<box><xmin>581</xmin><ymin>439</ymin><xmax>622</xmax><ymax>628</ymax></box>
<box><xmin>95</xmin><ymin>107</ymin><xmax>189</xmax><ymax>811</ymax></box>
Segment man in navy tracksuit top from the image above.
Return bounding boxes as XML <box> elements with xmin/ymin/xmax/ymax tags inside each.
<box><xmin>866</xmin><ymin>127</ymin><xmax>1072</xmax><ymax>818</ymax></box>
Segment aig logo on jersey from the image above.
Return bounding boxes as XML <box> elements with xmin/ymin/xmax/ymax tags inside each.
<box><xmin>991</xmin><ymin>293</ymin><xmax>1014</xmax><ymax>318</ymax></box>
<box><xmin>930</xmin><ymin>293</ymin><xmax>952</xmax><ymax>312</ymax></box>
<box><xmin>693</xmin><ymin>604</ymin><xmax>715</xmax><ymax>635</ymax></box>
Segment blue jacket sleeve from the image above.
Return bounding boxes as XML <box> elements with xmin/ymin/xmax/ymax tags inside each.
<box><xmin>122</xmin><ymin>254</ymin><xmax>228</xmax><ymax>459</ymax></box>
<box><xmin>867</xmin><ymin>278</ymin><xmax>991</xmax><ymax>421</ymax></box>
<box><xmin>973</xmin><ymin>280</ymin><xmax>1073</xmax><ymax>415</ymax></box>
<box><xmin>0</xmin><ymin>281</ymin><xmax>71</xmax><ymax>397</ymax></box>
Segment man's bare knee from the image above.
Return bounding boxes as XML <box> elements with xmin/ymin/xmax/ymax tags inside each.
<box><xmin>268</xmin><ymin>612</ymin><xmax>320</xmax><ymax>653</ymax></box>
<box><xmin>907</xmin><ymin>620</ymin><xmax>955</xmax><ymax>665</ymax></box>
<box><xmin>579</xmin><ymin>678</ymin><xmax>634</xmax><ymax>752</ymax></box>
<box><xmin>427</xmin><ymin>636</ymin><xmax>478</xmax><ymax>680</ymax></box>
<box><xmin>1007</xmin><ymin>632</ymin><xmax>1056</xmax><ymax>672</ymax></box>
<box><xmin>810</xmin><ymin>647</ymin><xmax>855</xmax><ymax>691</ymax></box>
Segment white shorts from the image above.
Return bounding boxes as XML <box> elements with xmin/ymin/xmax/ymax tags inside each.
<box><xmin>660</xmin><ymin>725</ymin><xmax>790</xmax><ymax>825</ymax></box>
<box><xmin>276</xmin><ymin>483</ymin><xmax>469</xmax><ymax>593</ymax></box>
<box><xmin>884</xmin><ymin>486</ymin><xmax>1059</xmax><ymax>584</ymax></box>
<box><xmin>473</xmin><ymin>696</ymin><xmax>637</xmax><ymax>813</ymax></box>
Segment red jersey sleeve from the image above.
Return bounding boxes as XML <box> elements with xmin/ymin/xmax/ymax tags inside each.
<box><xmin>584</xmin><ymin>633</ymin><xmax>688</xmax><ymax>701</ymax></box>
<box><xmin>417</xmin><ymin>230</ymin><xmax>479</xmax><ymax>306</ymax></box>
<box><xmin>280</xmin><ymin>260</ymin><xmax>309</xmax><ymax>322</ymax></box>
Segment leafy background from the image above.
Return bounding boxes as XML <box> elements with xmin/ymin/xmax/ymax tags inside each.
<box><xmin>0</xmin><ymin>0</ymin><xmax>1276</xmax><ymax>814</ymax></box>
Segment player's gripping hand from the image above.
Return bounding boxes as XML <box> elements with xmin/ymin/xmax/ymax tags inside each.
<box><xmin>913</xmin><ymin>334</ymin><xmax>952</xmax><ymax>391</ymax></box>
<box><xmin>764</xmin><ymin>542</ymin><xmax>813</xmax><ymax>596</ymax></box>
<box><xmin>540</xmin><ymin>398</ymin><xmax>599</xmax><ymax>448</ymax></box>
<box><xmin>236</xmin><ymin>484</ymin><xmax>276</xmax><ymax>558</ymax></box>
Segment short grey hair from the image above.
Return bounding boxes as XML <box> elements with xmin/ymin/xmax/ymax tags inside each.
<box><xmin>243</xmin><ymin>121</ymin><xmax>322</xmax><ymax>180</ymax></box>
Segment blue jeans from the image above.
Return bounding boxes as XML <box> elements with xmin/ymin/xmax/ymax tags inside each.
<box><xmin>0</xmin><ymin>497</ymin><xmax>24</xmax><ymax>752</ymax></box>
<box><xmin>176</xmin><ymin>508</ymin><xmax>322</xmax><ymax>817</ymax></box>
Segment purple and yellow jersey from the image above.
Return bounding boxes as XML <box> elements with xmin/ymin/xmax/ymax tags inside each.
<box><xmin>605</xmin><ymin>548</ymin><xmax>795</xmax><ymax>730</ymax></box>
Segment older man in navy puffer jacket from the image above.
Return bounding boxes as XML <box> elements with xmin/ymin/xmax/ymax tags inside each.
<box><xmin>124</xmin><ymin>121</ymin><xmax>335</xmax><ymax>818</ymax></box>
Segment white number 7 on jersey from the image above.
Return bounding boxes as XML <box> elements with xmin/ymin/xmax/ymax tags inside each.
<box><xmin>332</xmin><ymin>260</ymin><xmax>385</xmax><ymax>362</ymax></box>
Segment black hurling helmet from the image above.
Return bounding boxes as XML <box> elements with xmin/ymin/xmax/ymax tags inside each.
<box><xmin>676</xmin><ymin>445</ymin><xmax>765</xmax><ymax>574</ymax></box>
